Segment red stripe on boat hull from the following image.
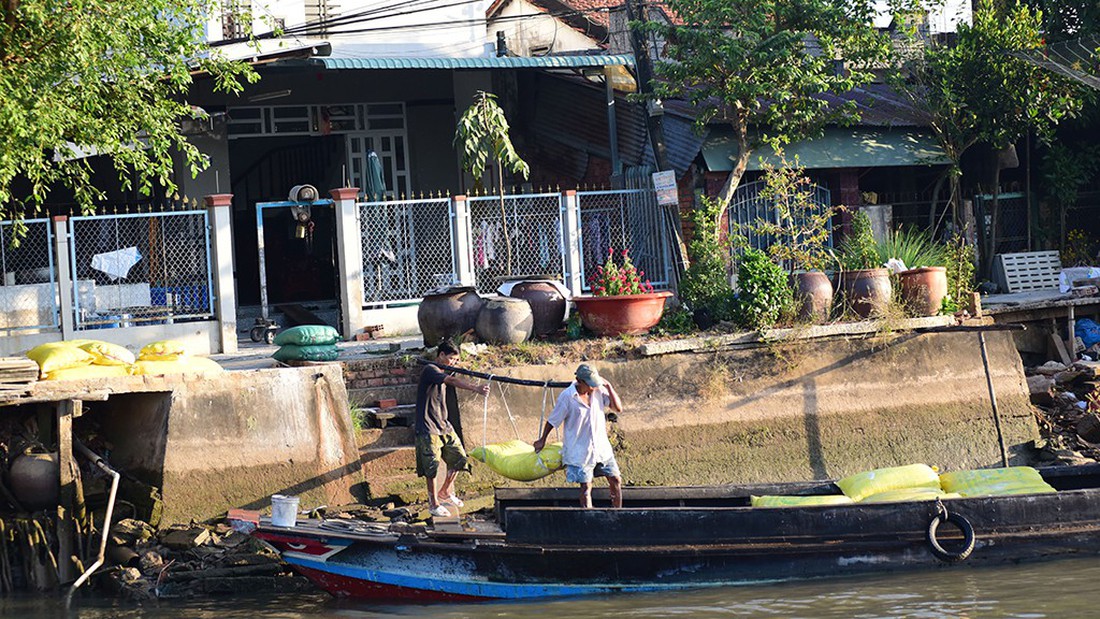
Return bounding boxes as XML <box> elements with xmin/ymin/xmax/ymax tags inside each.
<box><xmin>294</xmin><ymin>564</ymin><xmax>492</xmax><ymax>602</ymax></box>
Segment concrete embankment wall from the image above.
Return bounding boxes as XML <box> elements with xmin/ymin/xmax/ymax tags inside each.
<box><xmin>444</xmin><ymin>331</ymin><xmax>1038</xmax><ymax>487</ymax></box>
<box><xmin>88</xmin><ymin>364</ymin><xmax>362</xmax><ymax>523</ymax></box>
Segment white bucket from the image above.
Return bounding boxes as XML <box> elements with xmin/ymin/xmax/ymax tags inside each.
<box><xmin>270</xmin><ymin>494</ymin><xmax>300</xmax><ymax>528</ymax></box>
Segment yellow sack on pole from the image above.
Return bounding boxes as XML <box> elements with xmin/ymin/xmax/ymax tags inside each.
<box><xmin>469</xmin><ymin>440</ymin><xmax>563</xmax><ymax>482</ymax></box>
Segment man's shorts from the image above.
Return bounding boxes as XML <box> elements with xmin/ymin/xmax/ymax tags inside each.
<box><xmin>565</xmin><ymin>456</ymin><xmax>621</xmax><ymax>484</ymax></box>
<box><xmin>415</xmin><ymin>431</ymin><xmax>469</xmax><ymax>478</ymax></box>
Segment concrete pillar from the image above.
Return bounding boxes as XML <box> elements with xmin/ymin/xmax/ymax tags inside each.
<box><xmin>53</xmin><ymin>216</ymin><xmax>75</xmax><ymax>339</ymax></box>
<box><xmin>331</xmin><ymin>187</ymin><xmax>364</xmax><ymax>339</ymax></box>
<box><xmin>451</xmin><ymin>195</ymin><xmax>476</xmax><ymax>287</ymax></box>
<box><xmin>204</xmin><ymin>194</ymin><xmax>237</xmax><ymax>354</ymax></box>
<box><xmin>561</xmin><ymin>190</ymin><xmax>584</xmax><ymax>296</ymax></box>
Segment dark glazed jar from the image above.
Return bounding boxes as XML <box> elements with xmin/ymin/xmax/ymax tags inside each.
<box><xmin>790</xmin><ymin>271</ymin><xmax>833</xmax><ymax>323</ymax></box>
<box><xmin>509</xmin><ymin>280</ymin><xmax>566</xmax><ymax>337</ymax></box>
<box><xmin>475</xmin><ymin>297</ymin><xmax>534</xmax><ymax>345</ymax></box>
<box><xmin>837</xmin><ymin>268</ymin><xmax>892</xmax><ymax>319</ymax></box>
<box><xmin>417</xmin><ymin>286</ymin><xmax>483</xmax><ymax>346</ymax></box>
<box><xmin>9</xmin><ymin>451</ymin><xmax>60</xmax><ymax>511</ymax></box>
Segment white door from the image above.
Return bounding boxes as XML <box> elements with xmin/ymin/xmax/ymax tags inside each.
<box><xmin>347</xmin><ymin>131</ymin><xmax>410</xmax><ymax>200</ymax></box>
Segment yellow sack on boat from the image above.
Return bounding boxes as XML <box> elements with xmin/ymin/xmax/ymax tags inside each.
<box><xmin>751</xmin><ymin>495</ymin><xmax>853</xmax><ymax>508</ymax></box>
<box><xmin>44</xmin><ymin>365</ymin><xmax>132</xmax><ymax>381</ymax></box>
<box><xmin>26</xmin><ymin>342</ymin><xmax>95</xmax><ymax>375</ymax></box>
<box><xmin>836</xmin><ymin>464</ymin><xmax>941</xmax><ymax>502</ymax></box>
<box><xmin>860</xmin><ymin>488</ymin><xmax>961</xmax><ymax>504</ymax></box>
<box><xmin>469</xmin><ymin>440</ymin><xmax>563</xmax><ymax>482</ymax></box>
<box><xmin>132</xmin><ymin>356</ymin><xmax>224</xmax><ymax>376</ymax></box>
<box><xmin>939</xmin><ymin>467</ymin><xmax>1055</xmax><ymax>497</ymax></box>
<box><xmin>139</xmin><ymin>340</ymin><xmax>187</xmax><ymax>361</ymax></box>
<box><xmin>77</xmin><ymin>340</ymin><xmax>136</xmax><ymax>366</ymax></box>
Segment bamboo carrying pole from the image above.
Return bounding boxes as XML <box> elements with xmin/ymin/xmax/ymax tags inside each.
<box><xmin>418</xmin><ymin>359</ymin><xmax>573</xmax><ymax>388</ymax></box>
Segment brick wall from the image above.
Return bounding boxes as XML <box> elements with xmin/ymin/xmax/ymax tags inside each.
<box><xmin>342</xmin><ymin>357</ymin><xmax>422</xmax><ymax>391</ymax></box>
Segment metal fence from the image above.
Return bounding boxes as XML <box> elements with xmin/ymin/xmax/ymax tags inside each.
<box><xmin>0</xmin><ymin>219</ymin><xmax>58</xmax><ymax>332</ymax></box>
<box><xmin>358</xmin><ymin>198</ymin><xmax>456</xmax><ymax>304</ymax></box>
<box><xmin>69</xmin><ymin>211</ymin><xmax>214</xmax><ymax>329</ymax></box>
<box><xmin>727</xmin><ymin>179</ymin><xmax>833</xmax><ymax>257</ymax></box>
<box><xmin>468</xmin><ymin>193</ymin><xmax>565</xmax><ymax>293</ymax></box>
<box><xmin>975</xmin><ymin>192</ymin><xmax>1030</xmax><ymax>257</ymax></box>
<box><xmin>577</xmin><ymin>189</ymin><xmax>672</xmax><ymax>291</ymax></box>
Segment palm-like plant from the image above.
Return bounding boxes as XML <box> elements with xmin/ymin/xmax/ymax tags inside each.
<box><xmin>454</xmin><ymin>91</ymin><xmax>530</xmax><ymax>275</ymax></box>
<box><xmin>876</xmin><ymin>227</ymin><xmax>947</xmax><ymax>270</ymax></box>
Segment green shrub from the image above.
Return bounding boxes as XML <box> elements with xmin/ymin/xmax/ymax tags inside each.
<box><xmin>943</xmin><ymin>235</ymin><xmax>976</xmax><ymax>312</ymax></box>
<box><xmin>681</xmin><ymin>196</ymin><xmax>738</xmax><ymax>323</ymax></box>
<box><xmin>838</xmin><ymin>211</ymin><xmax>880</xmax><ymax>271</ymax></box>
<box><xmin>875</xmin><ymin>226</ymin><xmax>946</xmax><ymax>269</ymax></box>
<box><xmin>736</xmin><ymin>248</ymin><xmax>792</xmax><ymax>330</ymax></box>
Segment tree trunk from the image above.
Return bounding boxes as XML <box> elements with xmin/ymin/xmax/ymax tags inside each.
<box><xmin>986</xmin><ymin>164</ymin><xmax>1003</xmax><ymax>279</ymax></box>
<box><xmin>929</xmin><ymin>169</ymin><xmax>948</xmax><ymax>233</ymax></box>
<box><xmin>715</xmin><ymin>124</ymin><xmax>751</xmax><ymax>236</ymax></box>
<box><xmin>497</xmin><ymin>158</ymin><xmax>512</xmax><ymax>276</ymax></box>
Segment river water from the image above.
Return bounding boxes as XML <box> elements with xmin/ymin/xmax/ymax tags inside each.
<box><xmin>3</xmin><ymin>557</ymin><xmax>1096</xmax><ymax>618</ymax></box>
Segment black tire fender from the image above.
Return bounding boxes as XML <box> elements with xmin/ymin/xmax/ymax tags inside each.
<box><xmin>927</xmin><ymin>511</ymin><xmax>976</xmax><ymax>563</ymax></box>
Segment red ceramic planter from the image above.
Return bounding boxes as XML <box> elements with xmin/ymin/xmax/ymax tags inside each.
<box><xmin>573</xmin><ymin>291</ymin><xmax>673</xmax><ymax>336</ymax></box>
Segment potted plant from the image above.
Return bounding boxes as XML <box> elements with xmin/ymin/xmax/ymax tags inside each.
<box><xmin>751</xmin><ymin>162</ymin><xmax>836</xmax><ymax>323</ymax></box>
<box><xmin>572</xmin><ymin>248</ymin><xmax>672</xmax><ymax>336</ymax></box>
<box><xmin>836</xmin><ymin>211</ymin><xmax>891</xmax><ymax>319</ymax></box>
<box><xmin>875</xmin><ymin>226</ymin><xmax>948</xmax><ymax>317</ymax></box>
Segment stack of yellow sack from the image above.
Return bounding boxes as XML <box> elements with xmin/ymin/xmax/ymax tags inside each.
<box><xmin>752</xmin><ymin>464</ymin><xmax>1057</xmax><ymax>509</ymax></box>
<box><xmin>939</xmin><ymin>467</ymin><xmax>1056</xmax><ymax>497</ymax></box>
<box><xmin>27</xmin><ymin>341</ymin><xmax>133</xmax><ymax>381</ymax></box>
<box><xmin>469</xmin><ymin>439</ymin><xmax>564</xmax><ymax>482</ymax></box>
<box><xmin>131</xmin><ymin>340</ymin><xmax>224</xmax><ymax>376</ymax></box>
<box><xmin>28</xmin><ymin>339</ymin><xmax>224</xmax><ymax>380</ymax></box>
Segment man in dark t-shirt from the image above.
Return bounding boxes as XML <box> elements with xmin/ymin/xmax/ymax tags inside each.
<box><xmin>415</xmin><ymin>341</ymin><xmax>489</xmax><ymax>518</ymax></box>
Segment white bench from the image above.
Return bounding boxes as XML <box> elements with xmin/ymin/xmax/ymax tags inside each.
<box><xmin>994</xmin><ymin>251</ymin><xmax>1062</xmax><ymax>293</ymax></box>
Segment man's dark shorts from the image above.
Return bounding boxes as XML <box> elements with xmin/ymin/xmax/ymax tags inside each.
<box><xmin>415</xmin><ymin>431</ymin><xmax>469</xmax><ymax>478</ymax></box>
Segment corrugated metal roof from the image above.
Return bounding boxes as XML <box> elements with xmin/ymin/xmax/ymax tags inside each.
<box><xmin>702</xmin><ymin>126</ymin><xmax>949</xmax><ymax>172</ymax></box>
<box><xmin>314</xmin><ymin>54</ymin><xmax>633</xmax><ymax>70</ymax></box>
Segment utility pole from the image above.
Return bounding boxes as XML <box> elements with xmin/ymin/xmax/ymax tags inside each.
<box><xmin>623</xmin><ymin>0</ymin><xmax>689</xmax><ymax>283</ymax></box>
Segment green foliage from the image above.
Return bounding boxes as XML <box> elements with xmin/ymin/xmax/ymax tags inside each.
<box><xmin>943</xmin><ymin>235</ymin><xmax>976</xmax><ymax>312</ymax></box>
<box><xmin>0</xmin><ymin>0</ymin><xmax>258</xmax><ymax>225</ymax></box>
<box><xmin>641</xmin><ymin>0</ymin><xmax>891</xmax><ymax>207</ymax></box>
<box><xmin>875</xmin><ymin>227</ymin><xmax>947</xmax><ymax>270</ymax></box>
<box><xmin>1040</xmin><ymin>141</ymin><xmax>1100</xmax><ymax>209</ymax></box>
<box><xmin>453</xmin><ymin>91</ymin><xmax>530</xmax><ymax>183</ymax></box>
<box><xmin>751</xmin><ymin>159</ymin><xmax>836</xmax><ymax>272</ymax></box>
<box><xmin>1062</xmin><ymin>229</ymin><xmax>1098</xmax><ymax>267</ymax></box>
<box><xmin>837</xmin><ymin>212</ymin><xmax>880</xmax><ymax>271</ymax></box>
<box><xmin>654</xmin><ymin>307</ymin><xmax>696</xmax><ymax>335</ymax></box>
<box><xmin>735</xmin><ymin>248</ymin><xmax>792</xmax><ymax>330</ymax></box>
<box><xmin>680</xmin><ymin>197</ymin><xmax>737</xmax><ymax>321</ymax></box>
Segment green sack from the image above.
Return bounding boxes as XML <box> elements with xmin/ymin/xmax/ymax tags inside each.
<box><xmin>272</xmin><ymin>344</ymin><xmax>340</xmax><ymax>362</ymax></box>
<box><xmin>273</xmin><ymin>325</ymin><xmax>340</xmax><ymax>347</ymax></box>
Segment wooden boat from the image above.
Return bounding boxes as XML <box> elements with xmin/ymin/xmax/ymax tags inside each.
<box><xmin>252</xmin><ymin>464</ymin><xmax>1100</xmax><ymax>601</ymax></box>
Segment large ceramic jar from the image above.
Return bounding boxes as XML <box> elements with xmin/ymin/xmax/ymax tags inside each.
<box><xmin>790</xmin><ymin>271</ymin><xmax>833</xmax><ymax>323</ymax></box>
<box><xmin>417</xmin><ymin>286</ymin><xmax>484</xmax><ymax>346</ymax></box>
<box><xmin>475</xmin><ymin>297</ymin><xmax>534</xmax><ymax>345</ymax></box>
<box><xmin>573</xmin><ymin>291</ymin><xmax>673</xmax><ymax>336</ymax></box>
<box><xmin>508</xmin><ymin>280</ymin><xmax>567</xmax><ymax>337</ymax></box>
<box><xmin>898</xmin><ymin>267</ymin><xmax>948</xmax><ymax>317</ymax></box>
<box><xmin>9</xmin><ymin>451</ymin><xmax>59</xmax><ymax>511</ymax></box>
<box><xmin>837</xmin><ymin>269</ymin><xmax>892</xmax><ymax>319</ymax></box>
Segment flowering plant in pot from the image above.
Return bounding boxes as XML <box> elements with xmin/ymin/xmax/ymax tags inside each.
<box><xmin>574</xmin><ymin>248</ymin><xmax>671</xmax><ymax>336</ymax></box>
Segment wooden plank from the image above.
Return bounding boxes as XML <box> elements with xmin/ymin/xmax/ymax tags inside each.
<box><xmin>1052</xmin><ymin>332</ymin><xmax>1073</xmax><ymax>365</ymax></box>
<box><xmin>56</xmin><ymin>399</ymin><xmax>79</xmax><ymax>584</ymax></box>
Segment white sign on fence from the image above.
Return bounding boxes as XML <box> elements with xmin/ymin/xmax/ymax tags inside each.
<box><xmin>652</xmin><ymin>170</ymin><xmax>678</xmax><ymax>206</ymax></box>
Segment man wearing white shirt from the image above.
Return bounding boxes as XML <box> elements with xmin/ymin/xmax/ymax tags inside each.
<box><xmin>533</xmin><ymin>363</ymin><xmax>624</xmax><ymax>508</ymax></box>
